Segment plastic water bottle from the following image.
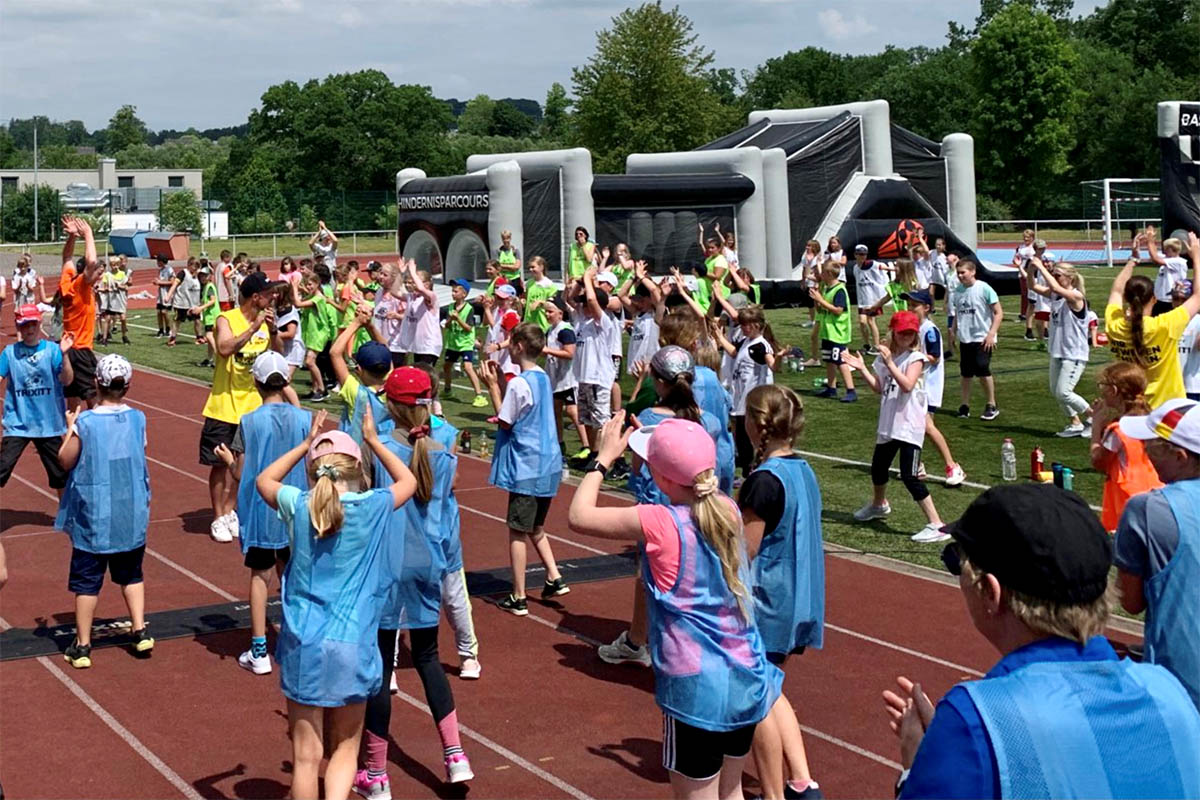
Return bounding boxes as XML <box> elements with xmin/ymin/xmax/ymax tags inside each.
<box><xmin>1001</xmin><ymin>439</ymin><xmax>1017</xmax><ymax>481</ymax></box>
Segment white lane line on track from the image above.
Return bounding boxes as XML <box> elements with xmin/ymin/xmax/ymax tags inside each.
<box><xmin>798</xmin><ymin>725</ymin><xmax>902</xmax><ymax>771</ymax></box>
<box><xmin>11</xmin><ymin>463</ymin><xmax>594</xmax><ymax>798</ymax></box>
<box><xmin>0</xmin><ymin>615</ymin><xmax>204</xmax><ymax>800</ymax></box>
<box><xmin>825</xmin><ymin>623</ymin><xmax>984</xmax><ymax>678</ymax></box>
<box><xmin>392</xmin><ymin>689</ymin><xmax>597</xmax><ymax>800</ymax></box>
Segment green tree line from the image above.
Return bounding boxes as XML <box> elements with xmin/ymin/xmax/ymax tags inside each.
<box><xmin>2</xmin><ymin>0</ymin><xmax>1196</xmax><ymax>238</ymax></box>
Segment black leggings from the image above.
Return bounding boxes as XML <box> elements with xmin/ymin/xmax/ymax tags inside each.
<box><xmin>364</xmin><ymin>627</ymin><xmax>456</xmax><ymax>738</ymax></box>
<box><xmin>733</xmin><ymin>415</ymin><xmax>753</xmax><ymax>478</ymax></box>
<box><xmin>870</xmin><ymin>440</ymin><xmax>929</xmax><ymax>502</ymax></box>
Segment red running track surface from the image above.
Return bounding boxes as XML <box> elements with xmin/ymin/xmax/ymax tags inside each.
<box><xmin>0</xmin><ymin>368</ymin><xmax>1140</xmax><ymax>799</ymax></box>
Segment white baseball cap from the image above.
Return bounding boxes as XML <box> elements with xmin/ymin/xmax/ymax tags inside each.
<box><xmin>495</xmin><ymin>283</ymin><xmax>517</xmax><ymax>299</ymax></box>
<box><xmin>96</xmin><ymin>354</ymin><xmax>133</xmax><ymax>387</ymax></box>
<box><xmin>595</xmin><ymin>271</ymin><xmax>619</xmax><ymax>286</ymax></box>
<box><xmin>1119</xmin><ymin>397</ymin><xmax>1200</xmax><ymax>455</ymax></box>
<box><xmin>251</xmin><ymin>350</ymin><xmax>290</xmax><ymax>383</ymax></box>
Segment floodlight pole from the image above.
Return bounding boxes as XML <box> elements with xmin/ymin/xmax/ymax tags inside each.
<box><xmin>33</xmin><ymin>126</ymin><xmax>38</xmax><ymax>242</ymax></box>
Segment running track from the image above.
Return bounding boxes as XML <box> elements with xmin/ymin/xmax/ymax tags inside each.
<box><xmin>0</xmin><ymin>367</ymin><xmax>1142</xmax><ymax>799</ymax></box>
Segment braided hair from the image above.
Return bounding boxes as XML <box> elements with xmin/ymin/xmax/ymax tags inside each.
<box><xmin>744</xmin><ymin>384</ymin><xmax>805</xmax><ymax>470</ymax></box>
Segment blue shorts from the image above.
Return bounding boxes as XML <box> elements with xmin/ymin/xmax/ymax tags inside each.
<box><xmin>68</xmin><ymin>545</ymin><xmax>146</xmax><ymax>595</ymax></box>
<box><xmin>444</xmin><ymin>349</ymin><xmax>476</xmax><ymax>364</ymax></box>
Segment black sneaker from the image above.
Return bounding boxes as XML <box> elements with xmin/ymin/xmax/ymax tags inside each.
<box><xmin>541</xmin><ymin>577</ymin><xmax>571</xmax><ymax>600</ymax></box>
<box><xmin>122</xmin><ymin>335</ymin><xmax>131</xmax><ymax>345</ymax></box>
<box><xmin>64</xmin><ymin>639</ymin><xmax>92</xmax><ymax>669</ymax></box>
<box><xmin>497</xmin><ymin>594</ymin><xmax>528</xmax><ymax>616</ymax></box>
<box><xmin>981</xmin><ymin>404</ymin><xmax>999</xmax><ymax>421</ymax></box>
<box><xmin>957</xmin><ymin>404</ymin><xmax>970</xmax><ymax>418</ymax></box>
<box><xmin>607</xmin><ymin>458</ymin><xmax>631</xmax><ymax>481</ymax></box>
<box><xmin>944</xmin><ymin>350</ymin><xmax>956</xmax><ymax>361</ymax></box>
<box><xmin>1023</xmin><ymin>330</ymin><xmax>1036</xmax><ymax>342</ymax></box>
<box><xmin>132</xmin><ymin>627</ymin><xmax>154</xmax><ymax>654</ymax></box>
<box><xmin>784</xmin><ymin>782</ymin><xmax>824</xmax><ymax>800</ymax></box>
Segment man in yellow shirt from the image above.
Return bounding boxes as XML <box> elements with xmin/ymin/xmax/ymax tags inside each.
<box><xmin>1105</xmin><ymin>232</ymin><xmax>1200</xmax><ymax>408</ymax></box>
<box><xmin>199</xmin><ymin>272</ymin><xmax>285</xmax><ymax>542</ymax></box>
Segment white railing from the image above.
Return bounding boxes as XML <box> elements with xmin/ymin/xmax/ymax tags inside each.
<box><xmin>977</xmin><ymin>217</ymin><xmax>1162</xmax><ymax>242</ymax></box>
<box><xmin>0</xmin><ymin>229</ymin><xmax>401</xmax><ymax>258</ymax></box>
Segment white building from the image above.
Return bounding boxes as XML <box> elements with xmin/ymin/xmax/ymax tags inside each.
<box><xmin>0</xmin><ymin>158</ymin><xmax>204</xmax><ymax>211</ymax></box>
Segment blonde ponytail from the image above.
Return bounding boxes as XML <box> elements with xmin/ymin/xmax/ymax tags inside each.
<box><xmin>307</xmin><ymin>454</ymin><xmax>362</xmax><ymax>538</ymax></box>
<box><xmin>690</xmin><ymin>470</ymin><xmax>750</xmax><ymax>620</ymax></box>
<box><xmin>387</xmin><ymin>399</ymin><xmax>434</xmax><ymax>505</ymax></box>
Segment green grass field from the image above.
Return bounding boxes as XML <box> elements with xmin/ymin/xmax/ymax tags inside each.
<box><xmin>97</xmin><ymin>269</ymin><xmax>1123</xmax><ymax>573</ymax></box>
<box><xmin>7</xmin><ymin>234</ymin><xmax>398</xmax><ymax>260</ymax></box>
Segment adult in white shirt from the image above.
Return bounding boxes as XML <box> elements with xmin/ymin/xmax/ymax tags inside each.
<box><xmin>1031</xmin><ymin>259</ymin><xmax>1092</xmax><ymax>437</ymax></box>
<box><xmin>397</xmin><ymin>258</ymin><xmax>441</xmax><ymax>366</ymax></box>
<box><xmin>949</xmin><ymin>260</ymin><xmax>1003</xmax><ymax>421</ymax></box>
<box><xmin>308</xmin><ymin>220</ymin><xmax>338</xmax><ymax>268</ymax></box>
<box><xmin>851</xmin><ymin>244</ymin><xmax>892</xmax><ymax>352</ymax></box>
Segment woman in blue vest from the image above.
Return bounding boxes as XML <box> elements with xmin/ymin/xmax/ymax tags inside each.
<box><xmin>213</xmin><ymin>350</ymin><xmax>312</xmax><ymax>676</ymax></box>
<box><xmin>356</xmin><ymin>367</ymin><xmax>473</xmax><ymax>796</ymax></box>
<box><xmin>256</xmin><ymin>408</ymin><xmax>416</xmax><ymax>800</ymax></box>
<box><xmin>741</xmin><ymin>384</ymin><xmax>824</xmax><ymax>800</ymax></box>
<box><xmin>569</xmin><ymin>413</ymin><xmax>782</xmax><ymax>799</ymax></box>
<box><xmin>885</xmin><ymin>484</ymin><xmax>1200</xmax><ymax>799</ymax></box>
<box><xmin>57</xmin><ymin>354</ymin><xmax>152</xmax><ymax>669</ymax></box>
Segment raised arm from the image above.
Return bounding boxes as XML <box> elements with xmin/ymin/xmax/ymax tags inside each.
<box><xmin>1109</xmin><ymin>236</ymin><xmax>1142</xmax><ymax>308</ymax></box>
<box><xmin>1035</xmin><ymin>260</ymin><xmax>1082</xmax><ymax>306</ymax></box>
<box><xmin>1146</xmin><ymin>226</ymin><xmax>1165</xmax><ymax>266</ymax></box>
<box><xmin>1181</xmin><ymin>232</ymin><xmax>1200</xmax><ymax>318</ymax></box>
<box><xmin>407</xmin><ymin>258</ymin><xmax>436</xmax><ymax>305</ymax></box>
<box><xmin>583</xmin><ymin>267</ymin><xmax>604</xmax><ymax>319</ymax></box>
<box><xmin>1027</xmin><ymin>261</ymin><xmax>1053</xmax><ymax>297</ymax></box>
<box><xmin>258</xmin><ymin>411</ymin><xmax>327</xmax><ymax>510</ymax></box>
<box><xmin>214</xmin><ymin>309</ymin><xmax>267</xmax><ymax>359</ymax></box>
<box><xmin>567</xmin><ymin>412</ymin><xmax>645</xmax><ymax>540</ymax></box>
<box><xmin>360</xmin><ymin>406</ymin><xmax>416</xmax><ymax>509</ymax></box>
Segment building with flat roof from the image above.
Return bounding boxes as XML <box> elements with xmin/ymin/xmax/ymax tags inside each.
<box><xmin>0</xmin><ymin>157</ymin><xmax>202</xmax><ymax>197</ymax></box>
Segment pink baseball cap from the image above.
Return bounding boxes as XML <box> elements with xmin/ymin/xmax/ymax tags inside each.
<box><xmin>308</xmin><ymin>429</ymin><xmax>362</xmax><ymax>465</ymax></box>
<box><xmin>628</xmin><ymin>418</ymin><xmax>715</xmax><ymax>487</ymax></box>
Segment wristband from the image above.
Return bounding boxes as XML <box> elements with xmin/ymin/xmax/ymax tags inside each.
<box><xmin>583</xmin><ymin>459</ymin><xmax>609</xmax><ymax>479</ymax></box>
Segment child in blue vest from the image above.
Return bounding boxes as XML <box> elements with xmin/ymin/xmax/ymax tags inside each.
<box><xmin>213</xmin><ymin>350</ymin><xmax>312</xmax><ymax>676</ymax></box>
<box><xmin>330</xmin><ymin>308</ymin><xmax>393</xmax><ymax>445</ymax></box>
<box><xmin>56</xmin><ymin>354</ymin><xmax>152</xmax><ymax>669</ymax></box>
<box><xmin>482</xmin><ymin>322</ymin><xmax>570</xmax><ymax>616</ymax></box>
<box><xmin>256</xmin><ymin>408</ymin><xmax>416</xmax><ymax>800</ymax></box>
<box><xmin>0</xmin><ymin>304</ymin><xmax>75</xmax><ymax>497</ymax></box>
<box><xmin>568</xmin><ymin>414</ymin><xmax>783</xmax><ymax>798</ymax></box>
<box><xmin>741</xmin><ymin>384</ymin><xmax>825</xmax><ymax>800</ymax></box>
<box><xmin>355</xmin><ymin>368</ymin><xmax>473</xmax><ymax>797</ymax></box>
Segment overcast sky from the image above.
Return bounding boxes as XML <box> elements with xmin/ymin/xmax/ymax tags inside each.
<box><xmin>1</xmin><ymin>0</ymin><xmax>1106</xmax><ymax>132</ymax></box>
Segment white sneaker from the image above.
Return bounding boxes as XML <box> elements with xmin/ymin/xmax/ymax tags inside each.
<box><xmin>224</xmin><ymin>512</ymin><xmax>240</xmax><ymax>538</ymax></box>
<box><xmin>210</xmin><ymin>514</ymin><xmax>232</xmax><ymax>543</ymax></box>
<box><xmin>445</xmin><ymin>753</ymin><xmax>474</xmax><ymax>784</ymax></box>
<box><xmin>945</xmin><ymin>464</ymin><xmax>966</xmax><ymax>487</ymax></box>
<box><xmin>853</xmin><ymin>502</ymin><xmax>892</xmax><ymax>522</ymax></box>
<box><xmin>911</xmin><ymin>523</ymin><xmax>951</xmax><ymax>543</ymax></box>
<box><xmin>459</xmin><ymin>658</ymin><xmax>482</xmax><ymax>680</ymax></box>
<box><xmin>1056</xmin><ymin>423</ymin><xmax>1086</xmax><ymax>438</ymax></box>
<box><xmin>389</xmin><ymin>671</ymin><xmax>398</xmax><ymax>694</ymax></box>
<box><xmin>598</xmin><ymin>630</ymin><xmax>652</xmax><ymax>667</ymax></box>
<box><xmin>1079</xmin><ymin>424</ymin><xmax>1092</xmax><ymax>438</ymax></box>
<box><xmin>238</xmin><ymin>649</ymin><xmax>272</xmax><ymax>675</ymax></box>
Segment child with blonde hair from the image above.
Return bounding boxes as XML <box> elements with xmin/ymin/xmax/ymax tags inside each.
<box><xmin>1090</xmin><ymin>362</ymin><xmax>1163</xmax><ymax>531</ymax></box>
<box><xmin>256</xmin><ymin>408</ymin><xmax>416</xmax><ymax>800</ymax></box>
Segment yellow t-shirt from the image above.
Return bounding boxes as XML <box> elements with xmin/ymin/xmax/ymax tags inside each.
<box><xmin>1105</xmin><ymin>303</ymin><xmax>1189</xmax><ymax>408</ymax></box>
<box><xmin>338</xmin><ymin>373</ymin><xmax>362</xmax><ymax>418</ymax></box>
<box><xmin>202</xmin><ymin>307</ymin><xmax>271</xmax><ymax>423</ymax></box>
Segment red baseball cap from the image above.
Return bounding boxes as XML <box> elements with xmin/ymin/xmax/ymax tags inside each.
<box><xmin>889</xmin><ymin>310</ymin><xmax>920</xmax><ymax>333</ymax></box>
<box><xmin>382</xmin><ymin>367</ymin><xmax>433</xmax><ymax>406</ymax></box>
<box><xmin>15</xmin><ymin>304</ymin><xmax>41</xmax><ymax>326</ymax></box>
<box><xmin>501</xmin><ymin>309</ymin><xmax>521</xmax><ymax>331</ymax></box>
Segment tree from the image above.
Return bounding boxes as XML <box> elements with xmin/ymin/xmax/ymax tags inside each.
<box><xmin>491</xmin><ymin>100</ymin><xmax>536</xmax><ymax>138</ymax></box>
<box><xmin>869</xmin><ymin>47</ymin><xmax>973</xmax><ymax>140</ymax></box>
<box><xmin>457</xmin><ymin>94</ymin><xmax>497</xmax><ymax>136</ymax></box>
<box><xmin>572</xmin><ymin>3</ymin><xmax>727</xmax><ymax>172</ymax></box>
<box><xmin>0</xmin><ymin>184</ymin><xmax>66</xmax><ymax>242</ymax></box>
<box><xmin>37</xmin><ymin>144</ymin><xmax>97</xmax><ymax>169</ymax></box>
<box><xmin>742</xmin><ymin>48</ymin><xmax>852</xmax><ymax>111</ymax></box>
<box><xmin>540</xmin><ymin>83</ymin><xmax>571</xmax><ymax>140</ymax></box>
<box><xmin>227</xmin><ymin>153</ymin><xmax>287</xmax><ymax>234</ymax></box>
<box><xmin>105</xmin><ymin>105</ymin><xmax>149</xmax><ymax>153</ymax></box>
<box><xmin>970</xmin><ymin>3</ymin><xmax>1080</xmax><ymax>213</ymax></box>
<box><xmin>160</xmin><ymin>189</ymin><xmax>202</xmax><ymax>233</ymax></box>
<box><xmin>1077</xmin><ymin>0</ymin><xmax>1200</xmax><ymax>82</ymax></box>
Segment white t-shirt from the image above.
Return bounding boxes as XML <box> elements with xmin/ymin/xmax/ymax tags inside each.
<box><xmin>374</xmin><ymin>294</ymin><xmax>406</xmax><ymax>353</ymax></box>
<box><xmin>794</xmin><ymin>252</ymin><xmax>824</xmax><ymax>285</ymax></box>
<box><xmin>913</xmin><ymin>256</ymin><xmax>933</xmax><ymax>290</ymax></box>
<box><xmin>723</xmin><ymin>246</ymin><xmax>739</xmax><ymax>271</ymax></box>
<box><xmin>172</xmin><ymin>270</ymin><xmax>201</xmax><ymax>310</ymax></box>
<box><xmin>400</xmin><ymin>292</ymin><xmax>442</xmax><ymax>356</ymax></box>
<box><xmin>1049</xmin><ymin>297</ymin><xmax>1091</xmax><ymax>363</ymax></box>
<box><xmin>730</xmin><ymin>335</ymin><xmax>774</xmax><ymax>416</ymax></box>
<box><xmin>918</xmin><ymin>318</ymin><xmax>945</xmax><ymax>409</ymax></box>
<box><xmin>626</xmin><ymin>312</ymin><xmax>659</xmax><ymax>374</ymax></box>
<box><xmin>487</xmin><ymin>308</ymin><xmax>520</xmax><ymax>376</ymax></box>
<box><xmin>608</xmin><ymin>307</ymin><xmax>625</xmax><ymax>358</ymax></box>
<box><xmin>312</xmin><ymin>239</ymin><xmax>337</xmax><ymax>268</ymax></box>
<box><xmin>1178</xmin><ymin>315</ymin><xmax>1200</xmax><ymax>395</ymax></box>
<box><xmin>157</xmin><ymin>266</ymin><xmax>173</xmax><ymax>305</ymax></box>
<box><xmin>874</xmin><ymin>349</ymin><xmax>928</xmax><ymax>447</ymax></box>
<box><xmin>1155</xmin><ymin>255</ymin><xmax>1189</xmax><ymax>302</ymax></box>
<box><xmin>827</xmin><ymin>250</ymin><xmax>846</xmax><ymax>282</ymax></box>
<box><xmin>930</xmin><ymin>252</ymin><xmax>951</xmax><ymax>286</ymax></box>
<box><xmin>276</xmin><ymin>308</ymin><xmax>306</xmax><ymax>366</ymax></box>
<box><xmin>545</xmin><ymin>321</ymin><xmax>578</xmax><ymax>392</ymax></box>
<box><xmin>571</xmin><ymin>308</ymin><xmax>617</xmax><ymax>387</ymax></box>
<box><xmin>950</xmin><ymin>281</ymin><xmax>999</xmax><ymax>343</ymax></box>
<box><xmin>853</xmin><ymin>259</ymin><xmax>890</xmax><ymax>307</ymax></box>
<box><xmin>13</xmin><ymin>270</ymin><xmax>36</xmax><ymax>304</ymax></box>
<box><xmin>498</xmin><ymin>365</ymin><xmax>545</xmax><ymax>425</ymax></box>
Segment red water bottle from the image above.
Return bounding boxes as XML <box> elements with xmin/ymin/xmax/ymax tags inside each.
<box><xmin>1031</xmin><ymin>446</ymin><xmax>1044</xmax><ymax>480</ymax></box>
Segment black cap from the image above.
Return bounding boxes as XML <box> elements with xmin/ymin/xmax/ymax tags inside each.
<box><xmin>239</xmin><ymin>272</ymin><xmax>274</xmax><ymax>299</ymax></box>
<box><xmin>901</xmin><ymin>289</ymin><xmax>933</xmax><ymax>307</ymax></box>
<box><xmin>943</xmin><ymin>484</ymin><xmax>1112</xmax><ymax>604</ymax></box>
<box><xmin>155</xmin><ymin>253</ymin><xmax>170</xmax><ymax>264</ymax></box>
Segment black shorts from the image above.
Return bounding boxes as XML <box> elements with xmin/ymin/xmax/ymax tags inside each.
<box><xmin>766</xmin><ymin>645</ymin><xmax>806</xmax><ymax>666</ymax></box>
<box><xmin>156</xmin><ymin>302</ymin><xmax>170</xmax><ymax>311</ymax></box>
<box><xmin>175</xmin><ymin>308</ymin><xmax>199</xmax><ymax>323</ymax></box>
<box><xmin>395</xmin><ymin>353</ymin><xmax>439</xmax><ymax>368</ymax></box>
<box><xmin>390</xmin><ymin>351</ymin><xmax>407</xmax><ymax>369</ymax></box>
<box><xmin>506</xmin><ymin>493</ymin><xmax>553</xmax><ymax>533</ymax></box>
<box><xmin>1152</xmin><ymin>300</ymin><xmax>1175</xmax><ymax>317</ymax></box>
<box><xmin>244</xmin><ymin>546</ymin><xmax>291</xmax><ymax>571</ymax></box>
<box><xmin>662</xmin><ymin>714</ymin><xmax>757</xmax><ymax>780</ymax></box>
<box><xmin>858</xmin><ymin>306</ymin><xmax>883</xmax><ymax>318</ymax></box>
<box><xmin>958</xmin><ymin>341</ymin><xmax>992</xmax><ymax>378</ymax></box>
<box><xmin>102</xmin><ymin>309</ymin><xmax>124</xmax><ymax>317</ymax></box>
<box><xmin>199</xmin><ymin>417</ymin><xmax>239</xmax><ymax>466</ymax></box>
<box><xmin>553</xmin><ymin>388</ymin><xmax>577</xmax><ymax>405</ymax></box>
<box><xmin>64</xmin><ymin>348</ymin><xmax>97</xmax><ymax>400</ymax></box>
<box><xmin>444</xmin><ymin>349</ymin><xmax>477</xmax><ymax>364</ymax></box>
<box><xmin>820</xmin><ymin>339</ymin><xmax>850</xmax><ymax>365</ymax></box>
<box><xmin>69</xmin><ymin>545</ymin><xmax>146</xmax><ymax>595</ymax></box>
<box><xmin>205</xmin><ymin>324</ymin><xmax>215</xmax><ymax>333</ymax></box>
<box><xmin>0</xmin><ymin>435</ymin><xmax>69</xmax><ymax>489</ymax></box>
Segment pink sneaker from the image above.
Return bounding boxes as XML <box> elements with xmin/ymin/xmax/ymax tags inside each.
<box><xmin>445</xmin><ymin>753</ymin><xmax>474</xmax><ymax>784</ymax></box>
<box><xmin>352</xmin><ymin>769</ymin><xmax>392</xmax><ymax>800</ymax></box>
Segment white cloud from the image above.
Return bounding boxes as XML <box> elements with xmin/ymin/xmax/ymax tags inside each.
<box><xmin>816</xmin><ymin>8</ymin><xmax>877</xmax><ymax>41</ymax></box>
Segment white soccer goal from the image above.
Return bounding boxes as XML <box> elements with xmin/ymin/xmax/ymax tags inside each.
<box><xmin>1080</xmin><ymin>178</ymin><xmax>1162</xmax><ymax>267</ymax></box>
